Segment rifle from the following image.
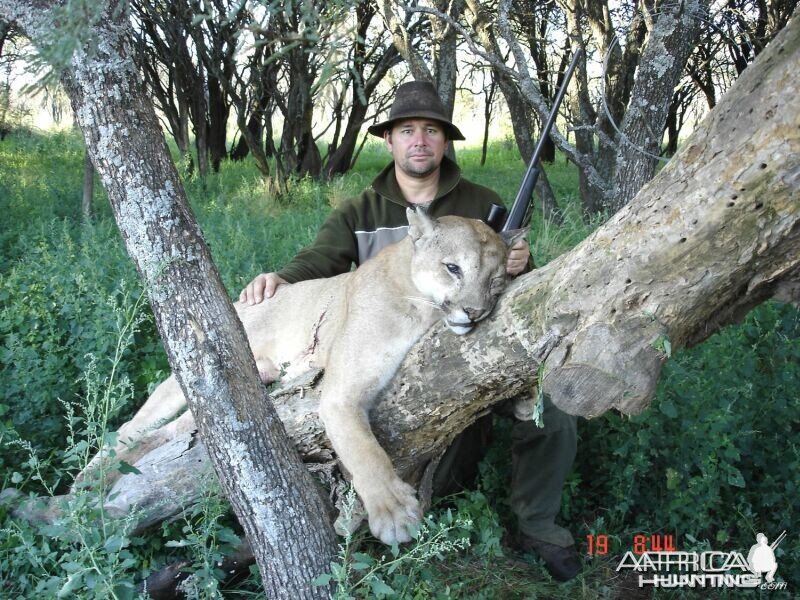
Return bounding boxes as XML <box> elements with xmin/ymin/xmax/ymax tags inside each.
<box><xmin>486</xmin><ymin>48</ymin><xmax>583</xmax><ymax>232</ymax></box>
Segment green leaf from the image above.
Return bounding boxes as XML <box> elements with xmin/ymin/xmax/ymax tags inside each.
<box><xmin>311</xmin><ymin>573</ymin><xmax>331</xmax><ymax>587</ymax></box>
<box><xmin>659</xmin><ymin>400</ymin><xmax>678</xmax><ymax>418</ymax></box>
<box><xmin>103</xmin><ymin>534</ymin><xmax>128</xmax><ymax>553</ymax></box>
<box><xmin>369</xmin><ymin>577</ymin><xmax>395</xmax><ymax>596</ymax></box>
<box><xmin>727</xmin><ymin>468</ymin><xmax>745</xmax><ymax>488</ymax></box>
<box><xmin>116</xmin><ymin>460</ymin><xmax>141</xmax><ymax>475</ymax></box>
<box><xmin>61</xmin><ymin>562</ymin><xmax>83</xmax><ymax>573</ymax></box>
<box><xmin>57</xmin><ymin>572</ymin><xmax>84</xmax><ymax>598</ymax></box>
<box><xmin>352</xmin><ymin>552</ymin><xmax>373</xmax><ymax>564</ymax></box>
<box><xmin>216</xmin><ymin>527</ymin><xmax>241</xmax><ymax>545</ymax></box>
<box><xmin>665</xmin><ymin>467</ymin><xmax>679</xmax><ymax>490</ymax></box>
<box><xmin>330</xmin><ymin>562</ymin><xmax>345</xmax><ymax>579</ymax></box>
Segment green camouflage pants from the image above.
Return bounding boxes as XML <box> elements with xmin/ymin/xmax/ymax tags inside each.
<box><xmin>433</xmin><ymin>397</ymin><xmax>577</xmax><ymax>548</ymax></box>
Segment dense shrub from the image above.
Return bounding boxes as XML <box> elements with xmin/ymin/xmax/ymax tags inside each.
<box><xmin>570</xmin><ymin>301</ymin><xmax>799</xmax><ymax>581</ymax></box>
<box><xmin>0</xmin><ymin>220</ymin><xmax>163</xmax><ymax>471</ymax></box>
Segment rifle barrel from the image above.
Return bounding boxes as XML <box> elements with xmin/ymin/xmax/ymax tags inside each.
<box><xmin>501</xmin><ymin>48</ymin><xmax>583</xmax><ymax>232</ymax></box>
<box><xmin>770</xmin><ymin>530</ymin><xmax>787</xmax><ymax>550</ymax></box>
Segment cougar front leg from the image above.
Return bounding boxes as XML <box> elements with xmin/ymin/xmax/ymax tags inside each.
<box><xmin>318</xmin><ymin>382</ymin><xmax>421</xmax><ymax>545</ymax></box>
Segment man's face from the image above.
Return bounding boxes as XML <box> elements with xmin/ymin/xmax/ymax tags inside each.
<box><xmin>384</xmin><ymin>119</ymin><xmax>449</xmax><ymax>178</ymax></box>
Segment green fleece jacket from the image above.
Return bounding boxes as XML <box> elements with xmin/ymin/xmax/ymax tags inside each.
<box><xmin>277</xmin><ymin>156</ymin><xmax>505</xmax><ymax>283</ymax></box>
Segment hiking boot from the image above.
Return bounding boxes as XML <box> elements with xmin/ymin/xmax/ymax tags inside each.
<box><xmin>517</xmin><ymin>533</ymin><xmax>582</xmax><ymax>582</ymax></box>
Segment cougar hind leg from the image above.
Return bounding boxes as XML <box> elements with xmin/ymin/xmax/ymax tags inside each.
<box><xmin>73</xmin><ymin>375</ymin><xmax>187</xmax><ymax>490</ymax></box>
<box><xmin>255</xmin><ymin>357</ymin><xmax>280</xmax><ymax>384</ymax></box>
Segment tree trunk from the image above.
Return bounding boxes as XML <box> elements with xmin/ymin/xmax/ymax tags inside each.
<box><xmin>323</xmin><ymin>103</ymin><xmax>368</xmax><ymax>177</ymax></box>
<box><xmin>195</xmin><ymin>62</ymin><xmax>210</xmax><ymax>179</ymax></box>
<box><xmin>480</xmin><ymin>74</ymin><xmax>495</xmax><ymax>166</ymax></box>
<box><xmin>431</xmin><ymin>0</ymin><xmax>460</xmax><ymax>114</ymax></box>
<box><xmin>611</xmin><ymin>0</ymin><xmax>707</xmax><ymax>210</ymax></box>
<box><xmin>230</xmin><ymin>113</ymin><xmax>261</xmax><ymax>162</ymax></box>
<box><xmin>207</xmin><ymin>74</ymin><xmax>228</xmax><ymax>172</ymax></box>
<box><xmin>465</xmin><ymin>0</ymin><xmax>561</xmax><ymax>222</ymax></box>
<box><xmin>324</xmin><ymin>1</ymin><xmax>401</xmax><ymax>178</ymax></box>
<box><xmin>22</xmin><ymin>7</ymin><xmax>800</xmax><ymax>549</ymax></box>
<box><xmin>0</xmin><ymin>1</ymin><xmax>338</xmax><ymax>597</ymax></box>
<box><xmin>236</xmin><ymin>109</ymin><xmax>272</xmax><ymax>180</ymax></box>
<box><xmin>81</xmin><ymin>149</ymin><xmax>93</xmax><ymax>221</ymax></box>
<box><xmin>492</xmin><ymin>69</ymin><xmax>561</xmax><ymax>225</ymax></box>
<box><xmin>381</xmin><ymin>0</ymin><xmax>432</xmax><ymax>82</ymax></box>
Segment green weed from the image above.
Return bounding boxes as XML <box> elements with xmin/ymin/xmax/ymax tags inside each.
<box><xmin>313</xmin><ymin>486</ymin><xmax>473</xmax><ymax>599</ymax></box>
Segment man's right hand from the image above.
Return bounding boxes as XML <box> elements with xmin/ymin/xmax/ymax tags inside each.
<box><xmin>239</xmin><ymin>273</ymin><xmax>288</xmax><ymax>305</ymax></box>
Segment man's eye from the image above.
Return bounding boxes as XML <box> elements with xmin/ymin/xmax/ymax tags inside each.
<box><xmin>445</xmin><ymin>263</ymin><xmax>462</xmax><ymax>276</ymax></box>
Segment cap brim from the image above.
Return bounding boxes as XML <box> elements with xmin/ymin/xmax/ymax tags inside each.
<box><xmin>367</xmin><ymin>114</ymin><xmax>465</xmax><ymax>141</ymax></box>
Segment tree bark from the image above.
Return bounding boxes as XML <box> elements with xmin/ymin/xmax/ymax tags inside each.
<box><xmin>430</xmin><ymin>0</ymin><xmax>462</xmax><ymax>120</ymax></box>
<box><xmin>29</xmin><ymin>9</ymin><xmax>800</xmax><ymax>545</ymax></box>
<box><xmin>0</xmin><ymin>1</ymin><xmax>337</xmax><ymax>597</ymax></box>
<box><xmin>465</xmin><ymin>0</ymin><xmax>561</xmax><ymax>222</ymax></box>
<box><xmin>611</xmin><ymin>0</ymin><xmax>706</xmax><ymax>210</ymax></box>
<box><xmin>381</xmin><ymin>0</ymin><xmax>463</xmax><ymax>162</ymax></box>
<box><xmin>81</xmin><ymin>148</ymin><xmax>93</xmax><ymax>220</ymax></box>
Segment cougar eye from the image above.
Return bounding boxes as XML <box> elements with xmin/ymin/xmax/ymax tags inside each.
<box><xmin>444</xmin><ymin>263</ymin><xmax>462</xmax><ymax>277</ymax></box>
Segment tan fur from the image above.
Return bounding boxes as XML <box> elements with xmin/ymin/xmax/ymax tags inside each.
<box><xmin>78</xmin><ymin>209</ymin><xmax>525</xmax><ymax>544</ymax></box>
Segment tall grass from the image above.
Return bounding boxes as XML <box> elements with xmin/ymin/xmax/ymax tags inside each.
<box><xmin>1</xmin><ymin>129</ymin><xmax>797</xmax><ymax>597</ymax></box>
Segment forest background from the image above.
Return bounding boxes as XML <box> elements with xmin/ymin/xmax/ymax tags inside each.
<box><xmin>0</xmin><ymin>0</ymin><xmax>798</xmax><ymax>597</ymax></box>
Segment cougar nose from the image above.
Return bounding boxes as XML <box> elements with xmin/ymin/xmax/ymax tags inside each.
<box><xmin>463</xmin><ymin>307</ymin><xmax>483</xmax><ymax>321</ymax></box>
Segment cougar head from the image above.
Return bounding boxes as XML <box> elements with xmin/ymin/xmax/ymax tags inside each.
<box><xmin>406</xmin><ymin>207</ymin><xmax>528</xmax><ymax>335</ymax></box>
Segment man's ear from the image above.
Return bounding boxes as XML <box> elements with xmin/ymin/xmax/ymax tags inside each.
<box><xmin>384</xmin><ymin>129</ymin><xmax>393</xmax><ymax>151</ymax></box>
<box><xmin>500</xmin><ymin>226</ymin><xmax>530</xmax><ymax>248</ymax></box>
<box><xmin>407</xmin><ymin>207</ymin><xmax>436</xmax><ymax>242</ymax></box>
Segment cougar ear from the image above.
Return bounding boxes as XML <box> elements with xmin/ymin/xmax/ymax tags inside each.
<box><xmin>406</xmin><ymin>207</ymin><xmax>436</xmax><ymax>243</ymax></box>
<box><xmin>500</xmin><ymin>226</ymin><xmax>530</xmax><ymax>248</ymax></box>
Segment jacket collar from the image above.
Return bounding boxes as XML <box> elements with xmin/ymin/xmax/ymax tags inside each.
<box><xmin>371</xmin><ymin>155</ymin><xmax>462</xmax><ymax>207</ymax></box>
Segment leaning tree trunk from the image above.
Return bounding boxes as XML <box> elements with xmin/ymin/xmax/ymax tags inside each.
<box><xmin>0</xmin><ymin>1</ymin><xmax>338</xmax><ymax>598</ymax></box>
<box><xmin>33</xmin><ymin>8</ymin><xmax>800</xmax><ymax>547</ymax></box>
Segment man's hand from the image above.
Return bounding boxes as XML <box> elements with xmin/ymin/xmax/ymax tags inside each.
<box><xmin>506</xmin><ymin>239</ymin><xmax>530</xmax><ymax>276</ymax></box>
<box><xmin>239</xmin><ymin>273</ymin><xmax>288</xmax><ymax>305</ymax></box>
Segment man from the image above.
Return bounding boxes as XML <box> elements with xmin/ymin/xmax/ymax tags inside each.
<box><xmin>240</xmin><ymin>81</ymin><xmax>580</xmax><ymax>581</ymax></box>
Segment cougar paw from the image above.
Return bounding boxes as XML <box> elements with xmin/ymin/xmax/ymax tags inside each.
<box><xmin>362</xmin><ymin>477</ymin><xmax>422</xmax><ymax>545</ymax></box>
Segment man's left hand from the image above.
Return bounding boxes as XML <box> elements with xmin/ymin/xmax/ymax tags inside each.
<box><xmin>506</xmin><ymin>239</ymin><xmax>530</xmax><ymax>276</ymax></box>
